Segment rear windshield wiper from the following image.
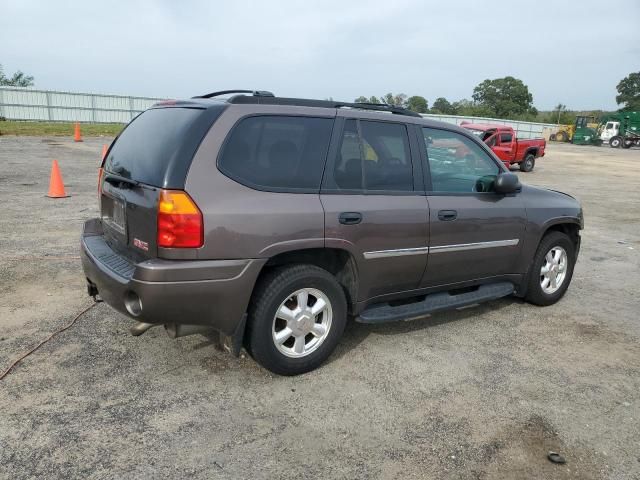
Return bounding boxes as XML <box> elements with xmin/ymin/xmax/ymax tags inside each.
<box><xmin>103</xmin><ymin>172</ymin><xmax>143</xmax><ymax>189</ymax></box>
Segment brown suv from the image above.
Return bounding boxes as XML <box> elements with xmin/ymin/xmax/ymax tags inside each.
<box><xmin>81</xmin><ymin>90</ymin><xmax>583</xmax><ymax>375</ymax></box>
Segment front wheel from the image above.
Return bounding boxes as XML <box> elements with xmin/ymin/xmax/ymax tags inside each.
<box><xmin>520</xmin><ymin>154</ymin><xmax>535</xmax><ymax>172</ymax></box>
<box><xmin>610</xmin><ymin>136</ymin><xmax>622</xmax><ymax>148</ymax></box>
<box><xmin>246</xmin><ymin>265</ymin><xmax>347</xmax><ymax>375</ymax></box>
<box><xmin>525</xmin><ymin>232</ymin><xmax>576</xmax><ymax>306</ymax></box>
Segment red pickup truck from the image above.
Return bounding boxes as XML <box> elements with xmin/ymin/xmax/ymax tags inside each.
<box><xmin>461</xmin><ymin>123</ymin><xmax>546</xmax><ymax>172</ymax></box>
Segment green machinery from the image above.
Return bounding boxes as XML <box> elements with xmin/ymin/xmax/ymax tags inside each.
<box><xmin>598</xmin><ymin>111</ymin><xmax>640</xmax><ymax>148</ymax></box>
<box><xmin>569</xmin><ymin>111</ymin><xmax>640</xmax><ymax>147</ymax></box>
<box><xmin>552</xmin><ymin>115</ymin><xmax>599</xmax><ymax>143</ymax></box>
<box><xmin>570</xmin><ymin>116</ymin><xmax>602</xmax><ymax>145</ymax></box>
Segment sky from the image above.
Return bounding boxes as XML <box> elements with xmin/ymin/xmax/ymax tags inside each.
<box><xmin>1</xmin><ymin>0</ymin><xmax>639</xmax><ymax>110</ymax></box>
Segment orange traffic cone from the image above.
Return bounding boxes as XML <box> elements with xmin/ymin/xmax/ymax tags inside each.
<box><xmin>46</xmin><ymin>160</ymin><xmax>69</xmax><ymax>198</ymax></box>
<box><xmin>101</xmin><ymin>144</ymin><xmax>108</xmax><ymax>161</ymax></box>
<box><xmin>74</xmin><ymin>122</ymin><xmax>83</xmax><ymax>142</ymax></box>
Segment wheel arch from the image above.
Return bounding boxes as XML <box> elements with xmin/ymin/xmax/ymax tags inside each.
<box><xmin>540</xmin><ymin>219</ymin><xmax>581</xmax><ymax>253</ymax></box>
<box><xmin>258</xmin><ymin>247</ymin><xmax>360</xmax><ymax>314</ymax></box>
<box><xmin>517</xmin><ymin>219</ymin><xmax>581</xmax><ymax>298</ymax></box>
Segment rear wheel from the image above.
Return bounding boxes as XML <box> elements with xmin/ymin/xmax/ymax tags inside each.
<box><xmin>246</xmin><ymin>264</ymin><xmax>347</xmax><ymax>375</ymax></box>
<box><xmin>622</xmin><ymin>138</ymin><xmax>633</xmax><ymax>149</ymax></box>
<box><xmin>555</xmin><ymin>131</ymin><xmax>567</xmax><ymax>142</ymax></box>
<box><xmin>525</xmin><ymin>232</ymin><xmax>576</xmax><ymax>306</ymax></box>
<box><xmin>520</xmin><ymin>154</ymin><xmax>535</xmax><ymax>172</ymax></box>
<box><xmin>610</xmin><ymin>136</ymin><xmax>622</xmax><ymax>148</ymax></box>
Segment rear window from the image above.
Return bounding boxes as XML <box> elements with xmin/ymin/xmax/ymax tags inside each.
<box><xmin>218</xmin><ymin>115</ymin><xmax>334</xmax><ymax>192</ymax></box>
<box><xmin>104</xmin><ymin>107</ymin><xmax>203</xmax><ymax>186</ymax></box>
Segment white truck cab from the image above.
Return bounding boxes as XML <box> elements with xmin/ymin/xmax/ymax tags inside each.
<box><xmin>600</xmin><ymin>121</ymin><xmax>619</xmax><ymax>143</ymax></box>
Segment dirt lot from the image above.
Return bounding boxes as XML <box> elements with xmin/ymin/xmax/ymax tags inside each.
<box><xmin>0</xmin><ymin>137</ymin><xmax>638</xmax><ymax>479</ymax></box>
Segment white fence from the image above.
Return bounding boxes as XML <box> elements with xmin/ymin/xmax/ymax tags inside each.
<box><xmin>0</xmin><ymin>87</ymin><xmax>559</xmax><ymax>138</ymax></box>
<box><xmin>0</xmin><ymin>87</ymin><xmax>164</xmax><ymax>123</ymax></box>
<box><xmin>421</xmin><ymin>113</ymin><xmax>558</xmax><ymax>140</ymax></box>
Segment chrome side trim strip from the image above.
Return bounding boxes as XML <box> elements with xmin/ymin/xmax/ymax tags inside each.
<box><xmin>363</xmin><ymin>247</ymin><xmax>430</xmax><ymax>259</ymax></box>
<box><xmin>363</xmin><ymin>239</ymin><xmax>520</xmax><ymax>259</ymax></box>
<box><xmin>429</xmin><ymin>239</ymin><xmax>519</xmax><ymax>254</ymax></box>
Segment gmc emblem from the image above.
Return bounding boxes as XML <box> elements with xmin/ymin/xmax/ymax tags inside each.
<box><xmin>133</xmin><ymin>238</ymin><xmax>149</xmax><ymax>251</ymax></box>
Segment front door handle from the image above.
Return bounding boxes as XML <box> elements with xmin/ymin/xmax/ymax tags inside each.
<box><xmin>339</xmin><ymin>212</ymin><xmax>363</xmax><ymax>225</ymax></box>
<box><xmin>437</xmin><ymin>210</ymin><xmax>457</xmax><ymax>221</ymax></box>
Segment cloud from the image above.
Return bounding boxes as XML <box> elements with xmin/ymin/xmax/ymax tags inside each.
<box><xmin>1</xmin><ymin>0</ymin><xmax>638</xmax><ymax>109</ymax></box>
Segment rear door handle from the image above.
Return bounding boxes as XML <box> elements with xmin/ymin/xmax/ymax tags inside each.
<box><xmin>437</xmin><ymin>210</ymin><xmax>457</xmax><ymax>221</ymax></box>
<box><xmin>339</xmin><ymin>212</ymin><xmax>363</xmax><ymax>225</ymax></box>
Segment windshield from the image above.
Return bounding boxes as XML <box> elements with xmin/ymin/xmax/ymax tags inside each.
<box><xmin>467</xmin><ymin>129</ymin><xmax>485</xmax><ymax>138</ymax></box>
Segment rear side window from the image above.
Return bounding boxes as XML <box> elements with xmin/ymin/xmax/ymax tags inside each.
<box><xmin>105</xmin><ymin>107</ymin><xmax>203</xmax><ymax>186</ymax></box>
<box><xmin>500</xmin><ymin>132</ymin><xmax>513</xmax><ymax>143</ymax></box>
<box><xmin>218</xmin><ymin>116</ymin><xmax>334</xmax><ymax>191</ymax></box>
<box><xmin>331</xmin><ymin>119</ymin><xmax>413</xmax><ymax>192</ymax></box>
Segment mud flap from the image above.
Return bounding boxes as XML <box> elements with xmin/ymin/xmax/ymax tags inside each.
<box><xmin>219</xmin><ymin>313</ymin><xmax>247</xmax><ymax>357</ymax></box>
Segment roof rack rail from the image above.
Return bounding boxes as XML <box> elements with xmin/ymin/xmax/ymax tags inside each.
<box><xmin>227</xmin><ymin>95</ymin><xmax>422</xmax><ymax>118</ymax></box>
<box><xmin>194</xmin><ymin>89</ymin><xmax>275</xmax><ymax>99</ymax></box>
<box><xmin>346</xmin><ymin>101</ymin><xmax>422</xmax><ymax>118</ymax></box>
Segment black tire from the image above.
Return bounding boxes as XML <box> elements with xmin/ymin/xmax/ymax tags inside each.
<box><xmin>555</xmin><ymin>131</ymin><xmax>567</xmax><ymax>142</ymax></box>
<box><xmin>622</xmin><ymin>139</ymin><xmax>633</xmax><ymax>149</ymax></box>
<box><xmin>520</xmin><ymin>153</ymin><xmax>535</xmax><ymax>172</ymax></box>
<box><xmin>610</xmin><ymin>136</ymin><xmax>622</xmax><ymax>148</ymax></box>
<box><xmin>525</xmin><ymin>231</ymin><xmax>576</xmax><ymax>306</ymax></box>
<box><xmin>246</xmin><ymin>264</ymin><xmax>347</xmax><ymax>375</ymax></box>
<box><xmin>549</xmin><ymin>133</ymin><xmax>557</xmax><ymax>141</ymax></box>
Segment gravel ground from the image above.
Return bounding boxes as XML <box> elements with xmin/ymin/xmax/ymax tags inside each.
<box><xmin>0</xmin><ymin>136</ymin><xmax>639</xmax><ymax>480</ymax></box>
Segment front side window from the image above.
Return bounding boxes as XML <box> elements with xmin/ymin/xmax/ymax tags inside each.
<box><xmin>332</xmin><ymin>119</ymin><xmax>413</xmax><ymax>192</ymax></box>
<box><xmin>218</xmin><ymin>115</ymin><xmax>334</xmax><ymax>191</ymax></box>
<box><xmin>422</xmin><ymin>127</ymin><xmax>500</xmax><ymax>193</ymax></box>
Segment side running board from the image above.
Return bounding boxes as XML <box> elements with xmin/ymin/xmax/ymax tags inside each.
<box><xmin>356</xmin><ymin>282</ymin><xmax>515</xmax><ymax>324</ymax></box>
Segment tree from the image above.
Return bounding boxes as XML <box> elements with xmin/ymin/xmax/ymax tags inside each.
<box><xmin>354</xmin><ymin>95</ymin><xmax>381</xmax><ymax>104</ymax></box>
<box><xmin>542</xmin><ymin>104</ymin><xmax>574</xmax><ymax>125</ymax></box>
<box><xmin>616</xmin><ymin>72</ymin><xmax>640</xmax><ymax>111</ymax></box>
<box><xmin>0</xmin><ymin>64</ymin><xmax>34</xmax><ymax>87</ymax></box>
<box><xmin>405</xmin><ymin>95</ymin><xmax>428</xmax><ymax>113</ymax></box>
<box><xmin>431</xmin><ymin>97</ymin><xmax>455</xmax><ymax>114</ymax></box>
<box><xmin>471</xmin><ymin>76</ymin><xmax>536</xmax><ymax>119</ymax></box>
<box><xmin>451</xmin><ymin>98</ymin><xmax>493</xmax><ymax>117</ymax></box>
<box><xmin>553</xmin><ymin>103</ymin><xmax>566</xmax><ymax>124</ymax></box>
<box><xmin>380</xmin><ymin>93</ymin><xmax>407</xmax><ymax>107</ymax></box>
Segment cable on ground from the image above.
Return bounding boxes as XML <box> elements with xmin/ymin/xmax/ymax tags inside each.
<box><xmin>0</xmin><ymin>303</ymin><xmax>97</xmax><ymax>381</ymax></box>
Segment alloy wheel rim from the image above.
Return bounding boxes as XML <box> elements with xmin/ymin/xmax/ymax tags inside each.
<box><xmin>272</xmin><ymin>288</ymin><xmax>333</xmax><ymax>358</ymax></box>
<box><xmin>540</xmin><ymin>246</ymin><xmax>568</xmax><ymax>294</ymax></box>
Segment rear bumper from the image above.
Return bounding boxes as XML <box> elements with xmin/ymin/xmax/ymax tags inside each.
<box><xmin>80</xmin><ymin>218</ymin><xmax>266</xmax><ymax>336</ymax></box>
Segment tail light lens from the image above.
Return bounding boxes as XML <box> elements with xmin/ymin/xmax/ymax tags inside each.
<box><xmin>97</xmin><ymin>167</ymin><xmax>104</xmax><ymax>196</ymax></box>
<box><xmin>157</xmin><ymin>190</ymin><xmax>203</xmax><ymax>248</ymax></box>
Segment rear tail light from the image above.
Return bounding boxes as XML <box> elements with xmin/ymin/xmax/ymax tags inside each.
<box><xmin>97</xmin><ymin>167</ymin><xmax>104</xmax><ymax>196</ymax></box>
<box><xmin>157</xmin><ymin>190</ymin><xmax>203</xmax><ymax>248</ymax></box>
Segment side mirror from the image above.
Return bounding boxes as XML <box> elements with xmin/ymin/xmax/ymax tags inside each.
<box><xmin>494</xmin><ymin>172</ymin><xmax>521</xmax><ymax>194</ymax></box>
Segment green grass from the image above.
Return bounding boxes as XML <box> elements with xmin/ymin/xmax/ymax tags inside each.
<box><xmin>0</xmin><ymin>121</ymin><xmax>124</xmax><ymax>136</ymax></box>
